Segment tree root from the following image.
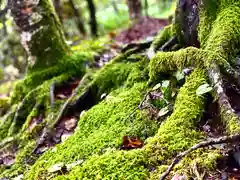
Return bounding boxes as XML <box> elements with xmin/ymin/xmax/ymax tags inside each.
<box><xmin>208</xmin><ymin>64</ymin><xmax>236</xmax><ymax>115</ymax></box>
<box><xmin>147</xmin><ymin>35</ymin><xmax>178</xmax><ymax>59</ymax></box>
<box><xmin>160</xmin><ymin>134</ymin><xmax>240</xmax><ymax>180</ymax></box>
<box><xmin>121</xmin><ymin>40</ymin><xmax>153</xmax><ymax>53</ymax></box>
<box><xmin>50</xmin><ymin>81</ymin><xmax>56</xmax><ymax>110</ymax></box>
<box><xmin>33</xmin><ymin>74</ymin><xmax>93</xmax><ymax>152</ymax></box>
<box><xmin>159</xmin><ymin>35</ymin><xmax>178</xmax><ymax>52</ymax></box>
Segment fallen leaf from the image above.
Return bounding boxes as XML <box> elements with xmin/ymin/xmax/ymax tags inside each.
<box><xmin>80</xmin><ymin>110</ymin><xmax>86</xmax><ymax>118</ymax></box>
<box><xmin>162</xmin><ymin>80</ymin><xmax>170</xmax><ymax>88</ymax></box>
<box><xmin>158</xmin><ymin>106</ymin><xmax>170</xmax><ymax>117</ymax></box>
<box><xmin>174</xmin><ymin>71</ymin><xmax>185</xmax><ymax>81</ymax></box>
<box><xmin>28</xmin><ymin>115</ymin><xmax>43</xmax><ymax>131</ymax></box>
<box><xmin>61</xmin><ymin>132</ymin><xmax>73</xmax><ymax>142</ymax></box>
<box><xmin>48</xmin><ymin>162</ymin><xmax>65</xmax><ymax>173</ymax></box>
<box><xmin>121</xmin><ymin>136</ymin><xmax>144</xmax><ymax>150</ymax></box>
<box><xmin>171</xmin><ymin>174</ymin><xmax>187</xmax><ymax>180</ymax></box>
<box><xmin>66</xmin><ymin>160</ymin><xmax>84</xmax><ymax>171</ymax></box>
<box><xmin>196</xmin><ymin>84</ymin><xmax>213</xmax><ymax>95</ymax></box>
<box><xmin>55</xmin><ymin>79</ymin><xmax>80</xmax><ymax>100</ymax></box>
<box><xmin>64</xmin><ymin>117</ymin><xmax>77</xmax><ymax>131</ymax></box>
<box><xmin>152</xmin><ymin>83</ymin><xmax>161</xmax><ymax>91</ymax></box>
<box><xmin>13</xmin><ymin>174</ymin><xmax>24</xmax><ymax>180</ymax></box>
<box><xmin>56</xmin><ymin>94</ymin><xmax>68</xmax><ymax>100</ymax></box>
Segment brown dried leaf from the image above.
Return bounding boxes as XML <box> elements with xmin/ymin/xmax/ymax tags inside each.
<box><xmin>121</xmin><ymin>136</ymin><xmax>144</xmax><ymax>150</ymax></box>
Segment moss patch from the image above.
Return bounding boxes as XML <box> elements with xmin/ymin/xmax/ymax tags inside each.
<box><xmin>24</xmin><ymin>82</ymin><xmax>159</xmax><ymax>179</ymax></box>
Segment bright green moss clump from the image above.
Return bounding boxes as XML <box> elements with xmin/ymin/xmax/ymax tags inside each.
<box><xmin>25</xmin><ymin>82</ymin><xmax>159</xmax><ymax>179</ymax></box>
<box><xmin>149</xmin><ymin>47</ymin><xmax>204</xmax><ymax>82</ymax></box>
<box><xmin>147</xmin><ymin>68</ymin><xmax>220</xmax><ymax>178</ymax></box>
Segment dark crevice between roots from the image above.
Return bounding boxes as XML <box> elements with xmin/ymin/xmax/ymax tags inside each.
<box><xmin>200</xmin><ymin>94</ymin><xmax>240</xmax><ymax>179</ymax></box>
<box><xmin>0</xmin><ymin>140</ymin><xmax>18</xmax><ymax>167</ymax></box>
<box><xmin>223</xmin><ymin>78</ymin><xmax>240</xmax><ymax>116</ymax></box>
<box><xmin>209</xmin><ymin>145</ymin><xmax>240</xmax><ymax>180</ymax></box>
<box><xmin>200</xmin><ymin>95</ymin><xmax>226</xmax><ymax>138</ymax></box>
<box><xmin>34</xmin><ymin>85</ymin><xmax>98</xmax><ymax>154</ymax></box>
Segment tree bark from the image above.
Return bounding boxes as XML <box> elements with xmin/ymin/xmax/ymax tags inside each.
<box><xmin>69</xmin><ymin>0</ymin><xmax>86</xmax><ymax>36</ymax></box>
<box><xmin>144</xmin><ymin>0</ymin><xmax>148</xmax><ymax>16</ymax></box>
<box><xmin>86</xmin><ymin>0</ymin><xmax>98</xmax><ymax>37</ymax></box>
<box><xmin>53</xmin><ymin>0</ymin><xmax>64</xmax><ymax>24</ymax></box>
<box><xmin>9</xmin><ymin>0</ymin><xmax>70</xmax><ymax>73</ymax></box>
<box><xmin>127</xmin><ymin>0</ymin><xmax>142</xmax><ymax>21</ymax></box>
<box><xmin>111</xmin><ymin>0</ymin><xmax>119</xmax><ymax>15</ymax></box>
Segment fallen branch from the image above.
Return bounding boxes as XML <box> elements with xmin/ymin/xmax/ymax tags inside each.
<box><xmin>160</xmin><ymin>134</ymin><xmax>240</xmax><ymax>180</ymax></box>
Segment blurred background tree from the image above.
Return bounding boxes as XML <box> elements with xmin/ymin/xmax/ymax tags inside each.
<box><xmin>0</xmin><ymin>0</ymin><xmax>175</xmax><ymax>83</ymax></box>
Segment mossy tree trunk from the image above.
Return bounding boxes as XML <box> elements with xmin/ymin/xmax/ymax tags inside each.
<box><xmin>53</xmin><ymin>0</ymin><xmax>64</xmax><ymax>24</ymax></box>
<box><xmin>9</xmin><ymin>0</ymin><xmax>70</xmax><ymax>73</ymax></box>
<box><xmin>127</xmin><ymin>0</ymin><xmax>142</xmax><ymax>21</ymax></box>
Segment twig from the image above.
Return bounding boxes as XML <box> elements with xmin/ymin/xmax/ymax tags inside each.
<box><xmin>123</xmin><ymin>91</ymin><xmax>150</xmax><ymax>123</ymax></box>
<box><xmin>50</xmin><ymin>80</ymin><xmax>56</xmax><ymax>110</ymax></box>
<box><xmin>160</xmin><ymin>134</ymin><xmax>240</xmax><ymax>180</ymax></box>
<box><xmin>147</xmin><ymin>36</ymin><xmax>178</xmax><ymax>60</ymax></box>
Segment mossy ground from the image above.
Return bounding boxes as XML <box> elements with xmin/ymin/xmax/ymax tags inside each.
<box><xmin>2</xmin><ymin>1</ymin><xmax>240</xmax><ymax>179</ymax></box>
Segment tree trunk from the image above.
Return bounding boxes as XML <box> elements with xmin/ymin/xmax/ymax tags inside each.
<box><xmin>111</xmin><ymin>0</ymin><xmax>119</xmax><ymax>15</ymax></box>
<box><xmin>53</xmin><ymin>0</ymin><xmax>64</xmax><ymax>24</ymax></box>
<box><xmin>86</xmin><ymin>0</ymin><xmax>98</xmax><ymax>37</ymax></box>
<box><xmin>144</xmin><ymin>0</ymin><xmax>148</xmax><ymax>16</ymax></box>
<box><xmin>69</xmin><ymin>0</ymin><xmax>86</xmax><ymax>36</ymax></box>
<box><xmin>127</xmin><ymin>0</ymin><xmax>142</xmax><ymax>21</ymax></box>
<box><xmin>9</xmin><ymin>0</ymin><xmax>70</xmax><ymax>73</ymax></box>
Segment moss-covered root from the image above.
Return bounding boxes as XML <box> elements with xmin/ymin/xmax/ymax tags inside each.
<box><xmin>23</xmin><ymin>82</ymin><xmax>159</xmax><ymax>180</ymax></box>
<box><xmin>149</xmin><ymin>47</ymin><xmax>203</xmax><ymax>82</ymax></box>
<box><xmin>147</xmin><ymin>68</ymin><xmax>219</xmax><ymax>178</ymax></box>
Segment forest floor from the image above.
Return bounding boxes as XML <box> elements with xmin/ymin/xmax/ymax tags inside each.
<box><xmin>1</xmin><ymin>15</ymin><xmax>240</xmax><ymax>180</ymax></box>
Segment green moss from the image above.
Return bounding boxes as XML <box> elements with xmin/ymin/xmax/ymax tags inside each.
<box><xmin>150</xmin><ymin>25</ymin><xmax>174</xmax><ymax>51</ymax></box>
<box><xmin>147</xmin><ymin>69</ymin><xmax>207</xmax><ymax>159</ymax></box>
<box><xmin>146</xmin><ymin>68</ymin><xmax>221</xmax><ymax>178</ymax></box>
<box><xmin>25</xmin><ymin>82</ymin><xmax>159</xmax><ymax>179</ymax></box>
<box><xmin>149</xmin><ymin>47</ymin><xmax>203</xmax><ymax>82</ymax></box>
<box><xmin>71</xmin><ymin>37</ymin><xmax>109</xmax><ymax>55</ymax></box>
<box><xmin>21</xmin><ymin>68</ymin><xmax>221</xmax><ymax>180</ymax></box>
<box><xmin>223</xmin><ymin>114</ymin><xmax>240</xmax><ymax>135</ymax></box>
<box><xmin>0</xmin><ymin>105</ymin><xmax>17</xmax><ymax>140</ymax></box>
<box><xmin>199</xmin><ymin>3</ymin><xmax>240</xmax><ymax>60</ymax></box>
<box><xmin>55</xmin><ymin>150</ymin><xmax>150</xmax><ymax>180</ymax></box>
<box><xmin>11</xmin><ymin>52</ymin><xmax>90</xmax><ymax>104</ymax></box>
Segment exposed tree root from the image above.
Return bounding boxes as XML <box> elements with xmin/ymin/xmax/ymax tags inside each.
<box><xmin>159</xmin><ymin>35</ymin><xmax>178</xmax><ymax>52</ymax></box>
<box><xmin>160</xmin><ymin>134</ymin><xmax>240</xmax><ymax>180</ymax></box>
<box><xmin>121</xmin><ymin>40</ymin><xmax>153</xmax><ymax>53</ymax></box>
<box><xmin>208</xmin><ymin>64</ymin><xmax>236</xmax><ymax>115</ymax></box>
<box><xmin>50</xmin><ymin>81</ymin><xmax>56</xmax><ymax>110</ymax></box>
